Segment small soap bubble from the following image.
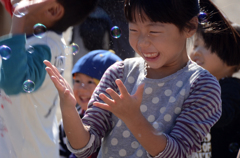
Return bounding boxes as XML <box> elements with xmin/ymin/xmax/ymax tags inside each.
<box><xmin>12</xmin><ymin>3</ymin><xmax>28</xmax><ymax>18</ymax></box>
<box><xmin>0</xmin><ymin>45</ymin><xmax>11</xmax><ymax>60</ymax></box>
<box><xmin>33</xmin><ymin>23</ymin><xmax>47</xmax><ymax>38</ymax></box>
<box><xmin>229</xmin><ymin>143</ymin><xmax>239</xmax><ymax>153</ymax></box>
<box><xmin>56</xmin><ymin>56</ymin><xmax>66</xmax><ymax>72</ymax></box>
<box><xmin>71</xmin><ymin>43</ymin><xmax>79</xmax><ymax>55</ymax></box>
<box><xmin>26</xmin><ymin>45</ymin><xmax>34</xmax><ymax>54</ymax></box>
<box><xmin>22</xmin><ymin>80</ymin><xmax>35</xmax><ymax>93</ymax></box>
<box><xmin>64</xmin><ymin>43</ymin><xmax>79</xmax><ymax>55</ymax></box>
<box><xmin>111</xmin><ymin>26</ymin><xmax>122</xmax><ymax>39</ymax></box>
<box><xmin>198</xmin><ymin>12</ymin><xmax>208</xmax><ymax>25</ymax></box>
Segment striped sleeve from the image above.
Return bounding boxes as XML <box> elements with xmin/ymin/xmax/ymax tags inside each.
<box><xmin>69</xmin><ymin>61</ymin><xmax>124</xmax><ymax>158</ymax></box>
<box><xmin>157</xmin><ymin>72</ymin><xmax>222</xmax><ymax>158</ymax></box>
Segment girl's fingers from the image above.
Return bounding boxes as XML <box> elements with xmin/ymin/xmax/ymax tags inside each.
<box><xmin>106</xmin><ymin>88</ymin><xmax>120</xmax><ymax>101</ymax></box>
<box><xmin>93</xmin><ymin>101</ymin><xmax>111</xmax><ymax>111</ymax></box>
<box><xmin>43</xmin><ymin>60</ymin><xmax>62</xmax><ymax>80</ymax></box>
<box><xmin>98</xmin><ymin>93</ymin><xmax>114</xmax><ymax>106</ymax></box>
<box><xmin>45</xmin><ymin>69</ymin><xmax>65</xmax><ymax>91</ymax></box>
<box><xmin>115</xmin><ymin>79</ymin><xmax>129</xmax><ymax>96</ymax></box>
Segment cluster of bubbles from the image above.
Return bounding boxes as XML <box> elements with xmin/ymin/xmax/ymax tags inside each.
<box><xmin>2</xmin><ymin>2</ymin><xmax>80</xmax><ymax>94</ymax></box>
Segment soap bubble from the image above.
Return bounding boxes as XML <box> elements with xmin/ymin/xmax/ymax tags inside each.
<box><xmin>12</xmin><ymin>3</ymin><xmax>28</xmax><ymax>18</ymax></box>
<box><xmin>229</xmin><ymin>143</ymin><xmax>239</xmax><ymax>153</ymax></box>
<box><xmin>56</xmin><ymin>56</ymin><xmax>66</xmax><ymax>72</ymax></box>
<box><xmin>33</xmin><ymin>23</ymin><xmax>47</xmax><ymax>38</ymax></box>
<box><xmin>26</xmin><ymin>45</ymin><xmax>34</xmax><ymax>54</ymax></box>
<box><xmin>22</xmin><ymin>80</ymin><xmax>35</xmax><ymax>93</ymax></box>
<box><xmin>71</xmin><ymin>43</ymin><xmax>79</xmax><ymax>55</ymax></box>
<box><xmin>0</xmin><ymin>45</ymin><xmax>11</xmax><ymax>60</ymax></box>
<box><xmin>111</xmin><ymin>26</ymin><xmax>122</xmax><ymax>39</ymax></box>
<box><xmin>198</xmin><ymin>12</ymin><xmax>208</xmax><ymax>25</ymax></box>
<box><xmin>65</xmin><ymin>43</ymin><xmax>79</xmax><ymax>55</ymax></box>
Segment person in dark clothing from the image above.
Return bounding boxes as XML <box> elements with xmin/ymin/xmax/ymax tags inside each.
<box><xmin>190</xmin><ymin>2</ymin><xmax>240</xmax><ymax>157</ymax></box>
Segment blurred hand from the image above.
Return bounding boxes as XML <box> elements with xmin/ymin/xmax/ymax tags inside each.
<box><xmin>44</xmin><ymin>60</ymin><xmax>77</xmax><ymax>110</ymax></box>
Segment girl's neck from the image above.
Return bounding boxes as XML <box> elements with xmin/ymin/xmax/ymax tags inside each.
<box><xmin>146</xmin><ymin>57</ymin><xmax>189</xmax><ymax>79</ymax></box>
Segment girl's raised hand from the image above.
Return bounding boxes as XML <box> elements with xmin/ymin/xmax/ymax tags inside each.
<box><xmin>43</xmin><ymin>60</ymin><xmax>76</xmax><ymax>109</ymax></box>
<box><xmin>93</xmin><ymin>79</ymin><xmax>145</xmax><ymax>123</ymax></box>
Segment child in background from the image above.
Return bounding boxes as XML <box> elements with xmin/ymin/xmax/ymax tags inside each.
<box><xmin>190</xmin><ymin>1</ymin><xmax>240</xmax><ymax>157</ymax></box>
<box><xmin>44</xmin><ymin>0</ymin><xmax>222</xmax><ymax>157</ymax></box>
<box><xmin>0</xmin><ymin>0</ymin><xmax>97</xmax><ymax>157</ymax></box>
<box><xmin>59</xmin><ymin>50</ymin><xmax>122</xmax><ymax>158</ymax></box>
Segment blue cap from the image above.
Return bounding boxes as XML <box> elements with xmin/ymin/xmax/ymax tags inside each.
<box><xmin>72</xmin><ymin>50</ymin><xmax>122</xmax><ymax>80</ymax></box>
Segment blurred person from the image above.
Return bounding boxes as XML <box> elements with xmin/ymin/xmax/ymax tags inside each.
<box><xmin>190</xmin><ymin>2</ymin><xmax>240</xmax><ymax>157</ymax></box>
<box><xmin>0</xmin><ymin>0</ymin><xmax>97</xmax><ymax>157</ymax></box>
<box><xmin>98</xmin><ymin>0</ymin><xmax>135</xmax><ymax>60</ymax></box>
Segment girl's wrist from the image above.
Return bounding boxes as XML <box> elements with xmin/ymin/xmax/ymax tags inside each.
<box><xmin>123</xmin><ymin>110</ymin><xmax>144</xmax><ymax>128</ymax></box>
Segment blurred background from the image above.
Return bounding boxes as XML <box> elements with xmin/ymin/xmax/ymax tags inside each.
<box><xmin>0</xmin><ymin>0</ymin><xmax>240</xmax><ymax>121</ymax></box>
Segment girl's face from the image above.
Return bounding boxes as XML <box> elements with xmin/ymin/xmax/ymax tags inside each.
<box><xmin>129</xmin><ymin>12</ymin><xmax>192</xmax><ymax>78</ymax></box>
<box><xmin>190</xmin><ymin>35</ymin><xmax>233</xmax><ymax>80</ymax></box>
<box><xmin>73</xmin><ymin>73</ymin><xmax>97</xmax><ymax>110</ymax></box>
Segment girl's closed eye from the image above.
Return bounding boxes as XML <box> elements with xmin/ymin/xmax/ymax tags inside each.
<box><xmin>129</xmin><ymin>29</ymin><xmax>138</xmax><ymax>32</ymax></box>
<box><xmin>149</xmin><ymin>31</ymin><xmax>162</xmax><ymax>34</ymax></box>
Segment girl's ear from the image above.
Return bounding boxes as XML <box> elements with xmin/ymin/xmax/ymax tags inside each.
<box><xmin>46</xmin><ymin>3</ymin><xmax>64</xmax><ymax>21</ymax></box>
<box><xmin>185</xmin><ymin>16</ymin><xmax>198</xmax><ymax>38</ymax></box>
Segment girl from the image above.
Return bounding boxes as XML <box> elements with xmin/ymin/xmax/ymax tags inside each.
<box><xmin>44</xmin><ymin>0</ymin><xmax>221</xmax><ymax>157</ymax></box>
<box><xmin>190</xmin><ymin>1</ymin><xmax>240</xmax><ymax>157</ymax></box>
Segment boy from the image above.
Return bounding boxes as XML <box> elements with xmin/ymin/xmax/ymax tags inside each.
<box><xmin>59</xmin><ymin>50</ymin><xmax>122</xmax><ymax>158</ymax></box>
<box><xmin>0</xmin><ymin>0</ymin><xmax>97</xmax><ymax>157</ymax></box>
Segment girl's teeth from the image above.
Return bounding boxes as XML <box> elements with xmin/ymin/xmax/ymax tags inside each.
<box><xmin>143</xmin><ymin>53</ymin><xmax>158</xmax><ymax>58</ymax></box>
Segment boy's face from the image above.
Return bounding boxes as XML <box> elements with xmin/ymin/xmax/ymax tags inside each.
<box><xmin>190</xmin><ymin>35</ymin><xmax>226</xmax><ymax>78</ymax></box>
<box><xmin>73</xmin><ymin>73</ymin><xmax>97</xmax><ymax>110</ymax></box>
<box><xmin>12</xmin><ymin>0</ymin><xmax>62</xmax><ymax>33</ymax></box>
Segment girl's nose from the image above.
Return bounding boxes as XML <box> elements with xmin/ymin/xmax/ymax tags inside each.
<box><xmin>138</xmin><ymin>34</ymin><xmax>150</xmax><ymax>47</ymax></box>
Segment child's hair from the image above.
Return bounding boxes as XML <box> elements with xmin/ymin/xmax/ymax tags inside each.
<box><xmin>197</xmin><ymin>0</ymin><xmax>240</xmax><ymax>70</ymax></box>
<box><xmin>124</xmin><ymin>0</ymin><xmax>199</xmax><ymax>32</ymax></box>
<box><xmin>79</xmin><ymin>7</ymin><xmax>112</xmax><ymax>51</ymax></box>
<box><xmin>50</xmin><ymin>0</ymin><xmax>98</xmax><ymax>33</ymax></box>
<box><xmin>72</xmin><ymin>50</ymin><xmax>122</xmax><ymax>81</ymax></box>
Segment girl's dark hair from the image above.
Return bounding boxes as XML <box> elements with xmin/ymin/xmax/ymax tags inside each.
<box><xmin>124</xmin><ymin>0</ymin><xmax>199</xmax><ymax>32</ymax></box>
<box><xmin>49</xmin><ymin>0</ymin><xmax>98</xmax><ymax>33</ymax></box>
<box><xmin>197</xmin><ymin>0</ymin><xmax>240</xmax><ymax>68</ymax></box>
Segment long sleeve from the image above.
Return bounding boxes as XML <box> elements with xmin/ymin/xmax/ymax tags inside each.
<box><xmin>0</xmin><ymin>34</ymin><xmax>51</xmax><ymax>95</ymax></box>
<box><xmin>158</xmin><ymin>72</ymin><xmax>222</xmax><ymax>157</ymax></box>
